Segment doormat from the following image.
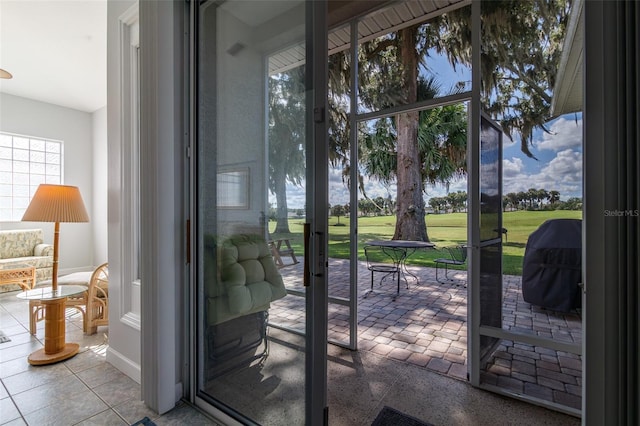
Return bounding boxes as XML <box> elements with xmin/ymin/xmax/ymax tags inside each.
<box><xmin>371</xmin><ymin>406</ymin><xmax>434</xmax><ymax>426</ymax></box>
<box><xmin>130</xmin><ymin>417</ymin><xmax>156</xmax><ymax>426</ymax></box>
<box><xmin>0</xmin><ymin>331</ymin><xmax>11</xmax><ymax>344</ymax></box>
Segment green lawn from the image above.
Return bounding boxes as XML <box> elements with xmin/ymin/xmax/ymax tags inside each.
<box><xmin>270</xmin><ymin>209</ymin><xmax>582</xmax><ymax>275</ymax></box>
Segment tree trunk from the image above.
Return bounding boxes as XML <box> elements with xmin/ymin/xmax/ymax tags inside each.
<box><xmin>393</xmin><ymin>26</ymin><xmax>429</xmax><ymax>242</ymax></box>
<box><xmin>274</xmin><ymin>170</ymin><xmax>290</xmax><ymax>233</ymax></box>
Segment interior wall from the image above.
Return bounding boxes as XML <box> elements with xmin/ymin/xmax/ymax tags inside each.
<box><xmin>0</xmin><ymin>92</ymin><xmax>95</xmax><ymax>273</ymax></box>
<box><xmin>214</xmin><ymin>8</ymin><xmax>266</xmax><ymax>233</ymax></box>
<box><xmin>92</xmin><ymin>106</ymin><xmax>108</xmax><ymax>265</ymax></box>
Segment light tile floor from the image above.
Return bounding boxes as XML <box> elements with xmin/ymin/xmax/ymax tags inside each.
<box><xmin>0</xmin><ymin>291</ymin><xmax>216</xmax><ymax>426</ymax></box>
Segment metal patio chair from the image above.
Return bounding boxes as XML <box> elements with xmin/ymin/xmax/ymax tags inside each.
<box><xmin>434</xmin><ymin>245</ymin><xmax>467</xmax><ymax>285</ymax></box>
<box><xmin>364</xmin><ymin>244</ymin><xmax>406</xmax><ymax>299</ymax></box>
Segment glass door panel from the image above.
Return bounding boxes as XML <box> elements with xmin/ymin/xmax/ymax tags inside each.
<box><xmin>327</xmin><ymin>23</ymin><xmax>355</xmax><ymax>348</ymax></box>
<box><xmin>473</xmin><ymin>114</ymin><xmax>583</xmax><ymax>414</ymax></box>
<box><xmin>194</xmin><ymin>1</ymin><xmax>318</xmax><ymax>424</ymax></box>
<box><xmin>478</xmin><ymin>115</ymin><xmax>503</xmax><ymax>361</ymax></box>
<box><xmin>467</xmin><ymin>1</ymin><xmax>583</xmax><ymax>414</ymax></box>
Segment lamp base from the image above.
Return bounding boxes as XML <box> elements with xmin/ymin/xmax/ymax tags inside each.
<box><xmin>28</xmin><ymin>343</ymin><xmax>80</xmax><ymax>365</ymax></box>
<box><xmin>28</xmin><ymin>297</ymin><xmax>80</xmax><ymax>365</ymax></box>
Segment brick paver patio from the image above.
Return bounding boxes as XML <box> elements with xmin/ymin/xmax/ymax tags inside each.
<box><xmin>269</xmin><ymin>257</ymin><xmax>582</xmax><ymax>411</ymax></box>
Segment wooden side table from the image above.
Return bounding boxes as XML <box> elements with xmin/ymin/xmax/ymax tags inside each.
<box><xmin>17</xmin><ymin>285</ymin><xmax>87</xmax><ymax>365</ymax></box>
<box><xmin>0</xmin><ymin>263</ymin><xmax>37</xmax><ymax>291</ymax></box>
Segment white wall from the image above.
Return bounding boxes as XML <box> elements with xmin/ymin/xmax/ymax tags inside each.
<box><xmin>216</xmin><ymin>8</ymin><xmax>267</xmax><ymax>230</ymax></box>
<box><xmin>0</xmin><ymin>93</ymin><xmax>97</xmax><ymax>272</ymax></box>
<box><xmin>92</xmin><ymin>106</ymin><xmax>108</xmax><ymax>265</ymax></box>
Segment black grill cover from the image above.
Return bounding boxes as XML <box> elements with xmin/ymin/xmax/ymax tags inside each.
<box><xmin>522</xmin><ymin>219</ymin><xmax>582</xmax><ymax>312</ymax></box>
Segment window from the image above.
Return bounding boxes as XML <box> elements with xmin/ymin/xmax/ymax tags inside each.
<box><xmin>0</xmin><ymin>132</ymin><xmax>63</xmax><ymax>221</ymax></box>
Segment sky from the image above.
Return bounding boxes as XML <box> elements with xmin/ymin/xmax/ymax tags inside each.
<box><xmin>270</xmin><ymin>48</ymin><xmax>583</xmax><ymax>210</ymax></box>
<box><xmin>320</xmin><ymin>111</ymin><xmax>584</xmax><ymax>209</ymax></box>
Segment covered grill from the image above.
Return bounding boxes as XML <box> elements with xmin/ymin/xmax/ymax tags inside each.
<box><xmin>522</xmin><ymin>219</ymin><xmax>582</xmax><ymax>312</ymax></box>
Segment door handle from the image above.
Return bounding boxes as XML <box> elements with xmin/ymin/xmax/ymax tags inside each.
<box><xmin>303</xmin><ymin>223</ymin><xmax>310</xmax><ymax>287</ymax></box>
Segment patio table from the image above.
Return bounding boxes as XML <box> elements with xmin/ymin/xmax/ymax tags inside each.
<box><xmin>366</xmin><ymin>240</ymin><xmax>435</xmax><ymax>285</ymax></box>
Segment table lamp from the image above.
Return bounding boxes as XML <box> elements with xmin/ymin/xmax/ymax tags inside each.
<box><xmin>22</xmin><ymin>184</ymin><xmax>90</xmax><ymax>291</ymax></box>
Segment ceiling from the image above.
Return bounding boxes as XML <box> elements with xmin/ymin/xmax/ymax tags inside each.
<box><xmin>0</xmin><ymin>0</ymin><xmax>107</xmax><ymax>113</ymax></box>
<box><xmin>269</xmin><ymin>0</ymin><xmax>467</xmax><ymax>74</ymax></box>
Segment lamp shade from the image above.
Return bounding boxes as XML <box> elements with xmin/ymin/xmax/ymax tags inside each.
<box><xmin>22</xmin><ymin>184</ymin><xmax>90</xmax><ymax>223</ymax></box>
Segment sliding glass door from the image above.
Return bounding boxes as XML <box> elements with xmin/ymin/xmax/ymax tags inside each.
<box><xmin>191</xmin><ymin>1</ymin><xmax>328</xmax><ymax>424</ymax></box>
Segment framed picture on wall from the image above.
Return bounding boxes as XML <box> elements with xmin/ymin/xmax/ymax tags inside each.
<box><xmin>217</xmin><ymin>167</ymin><xmax>249</xmax><ymax>209</ymax></box>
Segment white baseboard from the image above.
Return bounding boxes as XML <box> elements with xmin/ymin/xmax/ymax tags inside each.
<box><xmin>107</xmin><ymin>346</ymin><xmax>141</xmax><ymax>384</ymax></box>
<box><xmin>59</xmin><ymin>266</ymin><xmax>94</xmax><ymax>275</ymax></box>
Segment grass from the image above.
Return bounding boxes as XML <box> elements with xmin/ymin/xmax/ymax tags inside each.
<box><xmin>270</xmin><ymin>209</ymin><xmax>582</xmax><ymax>276</ymax></box>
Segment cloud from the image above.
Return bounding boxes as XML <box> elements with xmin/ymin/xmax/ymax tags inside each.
<box><xmin>535</xmin><ymin>117</ymin><xmax>582</xmax><ymax>151</ymax></box>
<box><xmin>503</xmin><ymin>149</ymin><xmax>582</xmax><ymax>197</ymax></box>
<box><xmin>541</xmin><ymin>149</ymin><xmax>582</xmax><ymax>180</ymax></box>
<box><xmin>503</xmin><ymin>157</ymin><xmax>524</xmax><ymax>178</ymax></box>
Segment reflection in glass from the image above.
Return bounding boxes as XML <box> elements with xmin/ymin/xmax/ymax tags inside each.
<box><xmin>479</xmin><ymin>117</ymin><xmax>502</xmax><ymax>242</ymax></box>
<box><xmin>196</xmin><ymin>1</ymin><xmax>307</xmax><ymax>424</ymax></box>
<box><xmin>478</xmin><ymin>116</ymin><xmax>503</xmax><ymax>365</ymax></box>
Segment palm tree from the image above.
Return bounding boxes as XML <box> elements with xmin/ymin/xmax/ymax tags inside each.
<box><xmin>327</xmin><ymin>1</ymin><xmax>570</xmax><ymax>240</ymax></box>
<box><xmin>537</xmin><ymin>189</ymin><xmax>549</xmax><ymax>208</ymax></box>
<box><xmin>517</xmin><ymin>191</ymin><xmax>528</xmax><ymax>209</ymax></box>
<box><xmin>506</xmin><ymin>192</ymin><xmax>520</xmax><ymax>211</ymax></box>
<box><xmin>548</xmin><ymin>190</ymin><xmax>561</xmax><ymax>205</ymax></box>
<box><xmin>428</xmin><ymin>197</ymin><xmax>441</xmax><ymax>214</ymax></box>
<box><xmin>527</xmin><ymin>188</ymin><xmax>538</xmax><ymax>208</ymax></box>
<box><xmin>455</xmin><ymin>191</ymin><xmax>468</xmax><ymax>212</ymax></box>
<box><xmin>359</xmin><ymin>80</ymin><xmax>468</xmax><ymax>240</ymax></box>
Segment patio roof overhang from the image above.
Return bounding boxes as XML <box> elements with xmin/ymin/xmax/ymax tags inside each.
<box><xmin>550</xmin><ymin>0</ymin><xmax>583</xmax><ymax>117</ymax></box>
<box><xmin>268</xmin><ymin>0</ymin><xmax>470</xmax><ymax>75</ymax></box>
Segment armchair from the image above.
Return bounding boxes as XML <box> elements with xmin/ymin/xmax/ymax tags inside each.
<box><xmin>86</xmin><ymin>263</ymin><xmax>109</xmax><ymax>335</ymax></box>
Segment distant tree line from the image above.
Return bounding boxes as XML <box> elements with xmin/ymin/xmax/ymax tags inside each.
<box><xmin>503</xmin><ymin>188</ymin><xmax>581</xmax><ymax>211</ymax></box>
<box><xmin>427</xmin><ymin>188</ymin><xmax>582</xmax><ymax>214</ymax></box>
<box><xmin>327</xmin><ymin>196</ymin><xmax>397</xmax><ymax>221</ymax></box>
<box><xmin>428</xmin><ymin>191</ymin><xmax>467</xmax><ymax>214</ymax></box>
<box><xmin>276</xmin><ymin>187</ymin><xmax>582</xmax><ymax>223</ymax></box>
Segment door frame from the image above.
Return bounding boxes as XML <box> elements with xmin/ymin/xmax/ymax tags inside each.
<box><xmin>138</xmin><ymin>0</ymin><xmax>187</xmax><ymax>414</ymax></box>
<box><xmin>307</xmin><ymin>1</ymin><xmax>330</xmax><ymax>423</ymax></box>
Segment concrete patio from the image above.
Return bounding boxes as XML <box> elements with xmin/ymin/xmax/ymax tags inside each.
<box><xmin>269</xmin><ymin>257</ymin><xmax>583</xmax><ymax>412</ymax></box>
